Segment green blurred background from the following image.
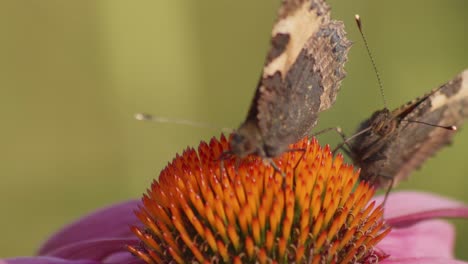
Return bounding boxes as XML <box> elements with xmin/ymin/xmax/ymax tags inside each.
<box><xmin>1</xmin><ymin>0</ymin><xmax>467</xmax><ymax>259</ymax></box>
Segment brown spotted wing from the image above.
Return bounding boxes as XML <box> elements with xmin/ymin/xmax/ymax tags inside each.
<box><xmin>348</xmin><ymin>70</ymin><xmax>468</xmax><ymax>188</ymax></box>
<box><xmin>230</xmin><ymin>0</ymin><xmax>351</xmax><ymax>159</ymax></box>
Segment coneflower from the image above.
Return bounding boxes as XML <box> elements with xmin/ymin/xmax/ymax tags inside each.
<box><xmin>128</xmin><ymin>135</ymin><xmax>390</xmax><ymax>263</ymax></box>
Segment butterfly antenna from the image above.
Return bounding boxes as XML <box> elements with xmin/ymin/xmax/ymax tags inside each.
<box><xmin>355</xmin><ymin>14</ymin><xmax>387</xmax><ymax>109</ymax></box>
<box><xmin>401</xmin><ymin>119</ymin><xmax>457</xmax><ymax>131</ymax></box>
<box><xmin>135</xmin><ymin>113</ymin><xmax>233</xmax><ymax>133</ymax></box>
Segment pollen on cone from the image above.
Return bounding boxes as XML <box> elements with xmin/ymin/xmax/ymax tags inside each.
<box><xmin>128</xmin><ymin>135</ymin><xmax>390</xmax><ymax>263</ymax></box>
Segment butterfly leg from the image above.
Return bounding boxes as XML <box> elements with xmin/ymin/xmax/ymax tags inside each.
<box><xmin>313</xmin><ymin>126</ymin><xmax>347</xmax><ymax>142</ymax></box>
<box><xmin>286</xmin><ymin>148</ymin><xmax>307</xmax><ymax>171</ymax></box>
<box><xmin>333</xmin><ymin>143</ymin><xmax>352</xmax><ymax>157</ymax></box>
<box><xmin>312</xmin><ymin>126</ymin><xmax>353</xmax><ymax>154</ymax></box>
<box><xmin>327</xmin><ymin>128</ymin><xmax>355</xmax><ymax>156</ymax></box>
<box><xmin>217</xmin><ymin>150</ymin><xmax>234</xmax><ymax>177</ymax></box>
<box><xmin>264</xmin><ymin>159</ymin><xmax>285</xmax><ymax>178</ymax></box>
<box><xmin>380</xmin><ymin>174</ymin><xmax>395</xmax><ymax>207</ymax></box>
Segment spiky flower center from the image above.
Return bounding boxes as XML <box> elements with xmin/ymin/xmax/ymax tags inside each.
<box><xmin>128</xmin><ymin>135</ymin><xmax>390</xmax><ymax>263</ymax></box>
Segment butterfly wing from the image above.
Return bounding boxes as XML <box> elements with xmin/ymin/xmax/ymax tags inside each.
<box><xmin>254</xmin><ymin>1</ymin><xmax>350</xmax><ymax>157</ymax></box>
<box><xmin>382</xmin><ymin>69</ymin><xmax>468</xmax><ymax>186</ymax></box>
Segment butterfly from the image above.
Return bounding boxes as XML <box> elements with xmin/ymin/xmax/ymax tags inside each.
<box><xmin>229</xmin><ymin>0</ymin><xmax>351</xmax><ymax>161</ymax></box>
<box><xmin>346</xmin><ymin>70</ymin><xmax>468</xmax><ymax>189</ymax></box>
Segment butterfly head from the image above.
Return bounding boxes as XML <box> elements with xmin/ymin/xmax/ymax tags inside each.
<box><xmin>230</xmin><ymin>122</ymin><xmax>264</xmax><ymax>158</ymax></box>
<box><xmin>369</xmin><ymin>108</ymin><xmax>397</xmax><ymax>137</ymax></box>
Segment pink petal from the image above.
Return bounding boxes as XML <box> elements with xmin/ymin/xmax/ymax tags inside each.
<box><xmin>44</xmin><ymin>238</ymin><xmax>139</xmax><ymax>261</ymax></box>
<box><xmin>38</xmin><ymin>200</ymin><xmax>141</xmax><ymax>256</ymax></box>
<box><xmin>379</xmin><ymin>220</ymin><xmax>455</xmax><ymax>259</ymax></box>
<box><xmin>103</xmin><ymin>252</ymin><xmax>144</xmax><ymax>264</ymax></box>
<box><xmin>0</xmin><ymin>258</ymin><xmax>99</xmax><ymax>264</ymax></box>
<box><xmin>373</xmin><ymin>191</ymin><xmax>468</xmax><ymax>226</ymax></box>
<box><xmin>382</xmin><ymin>257</ymin><xmax>468</xmax><ymax>264</ymax></box>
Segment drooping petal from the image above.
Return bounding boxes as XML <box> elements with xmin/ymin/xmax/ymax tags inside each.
<box><xmin>102</xmin><ymin>251</ymin><xmax>144</xmax><ymax>264</ymax></box>
<box><xmin>379</xmin><ymin>220</ymin><xmax>455</xmax><ymax>259</ymax></box>
<box><xmin>373</xmin><ymin>191</ymin><xmax>468</xmax><ymax>227</ymax></box>
<box><xmin>382</xmin><ymin>257</ymin><xmax>468</xmax><ymax>264</ymax></box>
<box><xmin>1</xmin><ymin>257</ymin><xmax>99</xmax><ymax>264</ymax></box>
<box><xmin>43</xmin><ymin>238</ymin><xmax>139</xmax><ymax>262</ymax></box>
<box><xmin>38</xmin><ymin>200</ymin><xmax>141</xmax><ymax>256</ymax></box>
